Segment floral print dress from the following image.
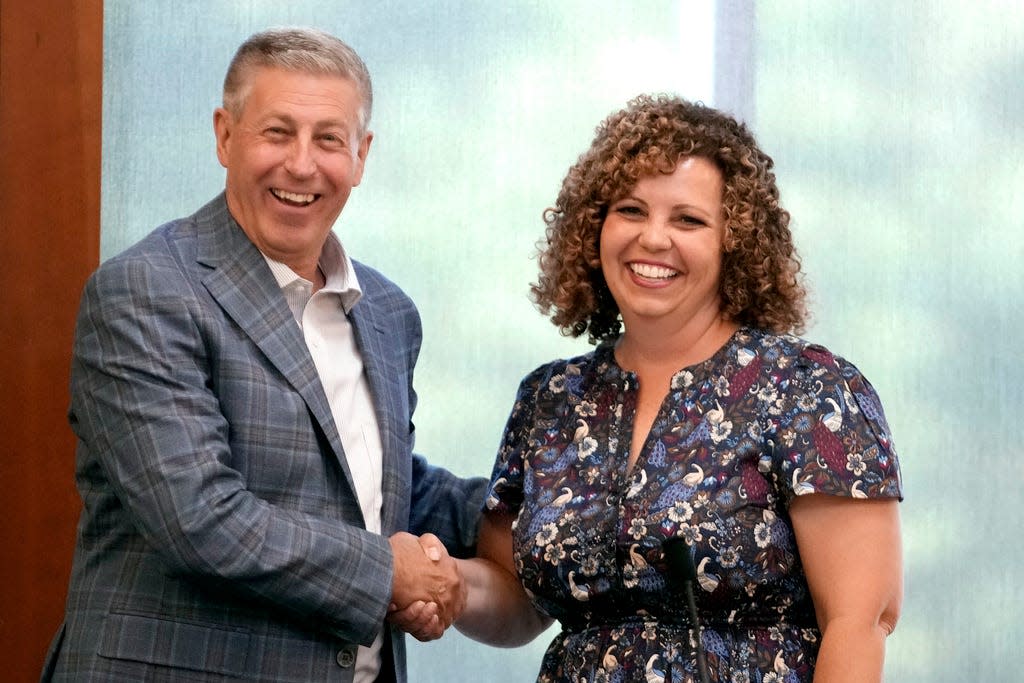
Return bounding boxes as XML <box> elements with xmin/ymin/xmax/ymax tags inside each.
<box><xmin>485</xmin><ymin>327</ymin><xmax>902</xmax><ymax>683</ymax></box>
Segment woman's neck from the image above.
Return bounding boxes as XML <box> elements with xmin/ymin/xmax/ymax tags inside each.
<box><xmin>614</xmin><ymin>315</ymin><xmax>738</xmax><ymax>375</ymax></box>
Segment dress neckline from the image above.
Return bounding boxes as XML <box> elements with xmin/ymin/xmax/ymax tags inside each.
<box><xmin>596</xmin><ymin>326</ymin><xmax>749</xmax><ymax>384</ymax></box>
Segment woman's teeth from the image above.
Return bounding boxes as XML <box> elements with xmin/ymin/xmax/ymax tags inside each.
<box><xmin>630</xmin><ymin>263</ymin><xmax>677</xmax><ymax>279</ymax></box>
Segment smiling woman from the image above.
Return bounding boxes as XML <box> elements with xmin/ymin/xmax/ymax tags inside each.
<box><xmin>447</xmin><ymin>94</ymin><xmax>903</xmax><ymax>683</ymax></box>
<box><xmin>532</xmin><ymin>95</ymin><xmax>805</xmax><ymax>346</ymax></box>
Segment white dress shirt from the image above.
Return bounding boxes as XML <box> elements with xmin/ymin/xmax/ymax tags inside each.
<box><xmin>263</xmin><ymin>233</ymin><xmax>384</xmax><ymax>683</ymax></box>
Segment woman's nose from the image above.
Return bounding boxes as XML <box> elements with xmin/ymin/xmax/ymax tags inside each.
<box><xmin>637</xmin><ymin>219</ymin><xmax>671</xmax><ymax>250</ymax></box>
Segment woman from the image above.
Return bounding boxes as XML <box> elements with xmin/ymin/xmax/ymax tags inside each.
<box><xmin>425</xmin><ymin>95</ymin><xmax>902</xmax><ymax>682</ymax></box>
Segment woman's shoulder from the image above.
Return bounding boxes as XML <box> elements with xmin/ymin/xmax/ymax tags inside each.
<box><xmin>738</xmin><ymin>327</ymin><xmax>864</xmax><ymax>379</ymax></box>
<box><xmin>742</xmin><ymin>328</ymin><xmax>889</xmax><ymax>426</ymax></box>
<box><xmin>515</xmin><ymin>347</ymin><xmax>610</xmax><ymax>395</ymax></box>
<box><xmin>739</xmin><ymin>330</ymin><xmax>901</xmax><ymax>500</ymax></box>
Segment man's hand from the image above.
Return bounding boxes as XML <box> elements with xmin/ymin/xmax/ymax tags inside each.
<box><xmin>388</xmin><ymin>532</ymin><xmax>467</xmax><ymax>640</ymax></box>
<box><xmin>388</xmin><ymin>599</ymin><xmax>444</xmax><ymax>642</ymax></box>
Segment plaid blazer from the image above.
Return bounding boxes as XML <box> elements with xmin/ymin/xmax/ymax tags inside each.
<box><xmin>42</xmin><ymin>194</ymin><xmax>485</xmax><ymax>682</ymax></box>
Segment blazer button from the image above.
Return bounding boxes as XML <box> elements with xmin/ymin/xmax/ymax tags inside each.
<box><xmin>336</xmin><ymin>647</ymin><xmax>356</xmax><ymax>668</ymax></box>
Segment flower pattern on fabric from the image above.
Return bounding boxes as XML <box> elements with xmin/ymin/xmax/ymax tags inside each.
<box><xmin>486</xmin><ymin>328</ymin><xmax>902</xmax><ymax>682</ymax></box>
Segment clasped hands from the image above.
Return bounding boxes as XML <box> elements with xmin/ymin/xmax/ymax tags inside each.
<box><xmin>387</xmin><ymin>531</ymin><xmax>465</xmax><ymax>642</ymax></box>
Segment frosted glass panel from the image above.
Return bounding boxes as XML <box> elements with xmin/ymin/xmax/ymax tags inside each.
<box><xmin>103</xmin><ymin>3</ymin><xmax>1023</xmax><ymax>682</ymax></box>
<box><xmin>102</xmin><ymin>2</ymin><xmax>712</xmax><ymax>681</ymax></box>
<box><xmin>755</xmin><ymin>3</ymin><xmax>1023</xmax><ymax>682</ymax></box>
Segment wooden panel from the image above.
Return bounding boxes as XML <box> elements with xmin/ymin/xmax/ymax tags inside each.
<box><xmin>0</xmin><ymin>0</ymin><xmax>102</xmax><ymax>679</ymax></box>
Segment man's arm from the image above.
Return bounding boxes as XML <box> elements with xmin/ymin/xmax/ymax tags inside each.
<box><xmin>407</xmin><ymin>455</ymin><xmax>489</xmax><ymax>558</ymax></box>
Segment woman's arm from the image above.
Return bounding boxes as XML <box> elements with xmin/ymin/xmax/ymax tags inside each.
<box><xmin>454</xmin><ymin>511</ymin><xmax>554</xmax><ymax>647</ymax></box>
<box><xmin>387</xmin><ymin>512</ymin><xmax>552</xmax><ymax>645</ymax></box>
<box><xmin>790</xmin><ymin>494</ymin><xmax>902</xmax><ymax>682</ymax></box>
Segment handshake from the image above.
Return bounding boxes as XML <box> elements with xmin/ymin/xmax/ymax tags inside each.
<box><xmin>387</xmin><ymin>531</ymin><xmax>467</xmax><ymax>642</ymax></box>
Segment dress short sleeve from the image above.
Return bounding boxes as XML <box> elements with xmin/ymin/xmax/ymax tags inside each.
<box><xmin>485</xmin><ymin>365</ymin><xmax>548</xmax><ymax>515</ymax></box>
<box><xmin>774</xmin><ymin>344</ymin><xmax>903</xmax><ymax>505</ymax></box>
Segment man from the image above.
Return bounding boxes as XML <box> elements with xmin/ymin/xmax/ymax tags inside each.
<box><xmin>42</xmin><ymin>27</ymin><xmax>484</xmax><ymax>682</ymax></box>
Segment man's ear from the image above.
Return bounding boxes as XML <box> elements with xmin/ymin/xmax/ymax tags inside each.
<box><xmin>352</xmin><ymin>130</ymin><xmax>374</xmax><ymax>186</ymax></box>
<box><xmin>213</xmin><ymin>108</ymin><xmax>232</xmax><ymax>169</ymax></box>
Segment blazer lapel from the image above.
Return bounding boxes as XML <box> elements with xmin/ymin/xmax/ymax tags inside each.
<box><xmin>348</xmin><ymin>297</ymin><xmax>406</xmax><ymax>535</ymax></box>
<box><xmin>191</xmin><ymin>196</ymin><xmax>360</xmax><ymax>504</ymax></box>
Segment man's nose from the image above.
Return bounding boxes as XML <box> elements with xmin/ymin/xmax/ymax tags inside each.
<box><xmin>284</xmin><ymin>138</ymin><xmax>316</xmax><ymax>177</ymax></box>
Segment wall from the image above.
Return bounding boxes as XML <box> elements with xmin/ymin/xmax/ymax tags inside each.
<box><xmin>0</xmin><ymin>0</ymin><xmax>102</xmax><ymax>679</ymax></box>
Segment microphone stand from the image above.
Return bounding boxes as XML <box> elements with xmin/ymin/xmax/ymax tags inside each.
<box><xmin>663</xmin><ymin>537</ymin><xmax>711</xmax><ymax>683</ymax></box>
<box><xmin>682</xmin><ymin>576</ymin><xmax>710</xmax><ymax>683</ymax></box>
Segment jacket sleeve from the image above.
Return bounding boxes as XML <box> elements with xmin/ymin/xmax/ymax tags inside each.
<box><xmin>359</xmin><ymin>261</ymin><xmax>489</xmax><ymax>558</ymax></box>
<box><xmin>407</xmin><ymin>455</ymin><xmax>488</xmax><ymax>558</ymax></box>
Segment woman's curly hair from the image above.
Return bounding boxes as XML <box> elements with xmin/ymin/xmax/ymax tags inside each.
<box><xmin>532</xmin><ymin>94</ymin><xmax>807</xmax><ymax>343</ymax></box>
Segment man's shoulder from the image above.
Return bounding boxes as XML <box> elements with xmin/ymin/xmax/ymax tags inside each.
<box><xmin>351</xmin><ymin>260</ymin><xmax>413</xmax><ymax>303</ymax></box>
<box><xmin>100</xmin><ymin>195</ymin><xmax>232</xmax><ymax>269</ymax></box>
<box><xmin>88</xmin><ymin>195</ymin><xmax>237</xmax><ymax>297</ymax></box>
<box><xmin>351</xmin><ymin>259</ymin><xmax>396</xmax><ymax>288</ymax></box>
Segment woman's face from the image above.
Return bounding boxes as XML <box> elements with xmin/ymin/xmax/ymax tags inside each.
<box><xmin>599</xmin><ymin>156</ymin><xmax>726</xmax><ymax>332</ymax></box>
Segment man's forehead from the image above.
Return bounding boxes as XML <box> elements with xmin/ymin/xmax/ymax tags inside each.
<box><xmin>241</xmin><ymin>69</ymin><xmax>366</xmax><ymax>122</ymax></box>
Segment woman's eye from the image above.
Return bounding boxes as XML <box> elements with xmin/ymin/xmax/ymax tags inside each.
<box><xmin>615</xmin><ymin>206</ymin><xmax>643</xmax><ymax>216</ymax></box>
<box><xmin>678</xmin><ymin>215</ymin><xmax>707</xmax><ymax>227</ymax></box>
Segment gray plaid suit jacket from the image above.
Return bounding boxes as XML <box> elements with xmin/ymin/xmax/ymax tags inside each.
<box><xmin>42</xmin><ymin>194</ymin><xmax>486</xmax><ymax>682</ymax></box>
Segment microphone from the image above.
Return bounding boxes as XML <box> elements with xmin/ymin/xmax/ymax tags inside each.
<box><xmin>663</xmin><ymin>537</ymin><xmax>711</xmax><ymax>683</ymax></box>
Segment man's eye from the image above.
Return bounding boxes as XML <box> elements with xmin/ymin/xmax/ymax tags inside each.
<box><xmin>319</xmin><ymin>133</ymin><xmax>347</xmax><ymax>148</ymax></box>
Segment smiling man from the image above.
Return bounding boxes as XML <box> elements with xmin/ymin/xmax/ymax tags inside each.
<box><xmin>42</xmin><ymin>28</ymin><xmax>485</xmax><ymax>683</ymax></box>
<box><xmin>214</xmin><ymin>61</ymin><xmax>372</xmax><ymax>284</ymax></box>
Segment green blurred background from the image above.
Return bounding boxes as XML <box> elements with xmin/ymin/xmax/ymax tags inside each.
<box><xmin>102</xmin><ymin>1</ymin><xmax>1023</xmax><ymax>680</ymax></box>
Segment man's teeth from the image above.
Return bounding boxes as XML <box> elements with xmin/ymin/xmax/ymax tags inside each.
<box><xmin>630</xmin><ymin>263</ymin><xmax>678</xmax><ymax>279</ymax></box>
<box><xmin>272</xmin><ymin>189</ymin><xmax>315</xmax><ymax>205</ymax></box>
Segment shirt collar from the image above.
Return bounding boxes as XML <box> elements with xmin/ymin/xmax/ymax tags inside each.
<box><xmin>261</xmin><ymin>232</ymin><xmax>363</xmax><ymax>313</ymax></box>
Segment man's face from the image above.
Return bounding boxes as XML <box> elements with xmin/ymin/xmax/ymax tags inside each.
<box><xmin>214</xmin><ymin>66</ymin><xmax>372</xmax><ymax>278</ymax></box>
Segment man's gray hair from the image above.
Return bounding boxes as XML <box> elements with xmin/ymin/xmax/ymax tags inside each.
<box><xmin>223</xmin><ymin>27</ymin><xmax>373</xmax><ymax>129</ymax></box>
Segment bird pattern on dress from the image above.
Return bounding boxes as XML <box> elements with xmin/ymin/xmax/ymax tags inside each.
<box><xmin>486</xmin><ymin>327</ymin><xmax>902</xmax><ymax>682</ymax></box>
